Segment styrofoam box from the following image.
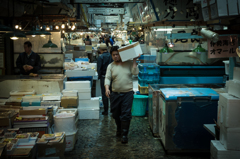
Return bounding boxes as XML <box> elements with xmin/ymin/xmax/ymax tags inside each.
<box><xmin>118</xmin><ymin>42</ymin><xmax>143</xmax><ymax>62</ymax></box>
<box><xmin>228</xmin><ymin>80</ymin><xmax>240</xmax><ymax>98</ymax></box>
<box><xmin>56</xmin><ymin>108</ymin><xmax>78</xmax><ymax>118</ymax></box>
<box><xmin>78</xmin><ymin>98</ymin><xmax>99</xmax><ymax>108</ymax></box>
<box><xmin>233</xmin><ymin>67</ymin><xmax>240</xmax><ymax>81</ymax></box>
<box><xmin>41</xmin><ymin>101</ymin><xmax>61</xmax><ymax>107</ymax></box>
<box><xmin>22</xmin><ymin>106</ymin><xmax>48</xmax><ymax>114</ymax></box>
<box><xmin>78</xmin><ymin>92</ymin><xmax>91</xmax><ymax>100</ymax></box>
<box><xmin>43</xmin><ymin>95</ymin><xmax>61</xmax><ymax>101</ymax></box>
<box><xmin>217</xmin><ymin>102</ymin><xmax>221</xmax><ymax>127</ymax></box>
<box><xmin>65</xmin><ymin>69</ymin><xmax>95</xmax><ymax>77</ymax></box>
<box><xmin>225</xmin><ymin>81</ymin><xmax>229</xmax><ymax>93</ymax></box>
<box><xmin>10</xmin><ymin>90</ymin><xmax>35</xmax><ymax>96</ymax></box>
<box><xmin>65</xmin><ymin>81</ymin><xmax>90</xmax><ymax>89</ymax></box>
<box><xmin>220</xmin><ymin>124</ymin><xmax>240</xmax><ymax>151</ymax></box>
<box><xmin>211</xmin><ymin>140</ymin><xmax>240</xmax><ymax>159</ymax></box>
<box><xmin>62</xmin><ymin>90</ymin><xmax>78</xmax><ymax>97</ymax></box>
<box><xmin>22</xmin><ymin>95</ymin><xmax>42</xmax><ymax>102</ymax></box>
<box><xmin>65</xmin><ymin>129</ymin><xmax>78</xmax><ymax>151</ymax></box>
<box><xmin>218</xmin><ymin>93</ymin><xmax>240</xmax><ymax>128</ymax></box>
<box><xmin>78</xmin><ymin>107</ymin><xmax>99</xmax><ymax>119</ymax></box>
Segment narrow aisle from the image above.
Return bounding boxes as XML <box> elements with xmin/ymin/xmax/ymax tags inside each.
<box><xmin>65</xmin><ymin>112</ymin><xmax>210</xmax><ymax>159</ymax></box>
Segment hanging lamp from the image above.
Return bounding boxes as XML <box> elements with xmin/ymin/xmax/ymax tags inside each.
<box><xmin>25</xmin><ymin>26</ymin><xmax>42</xmax><ymax>37</ymax></box>
<box><xmin>39</xmin><ymin>0</ymin><xmax>51</xmax><ymax>37</ymax></box>
<box><xmin>192</xmin><ymin>44</ymin><xmax>206</xmax><ymax>54</ymax></box>
<box><xmin>159</xmin><ymin>43</ymin><xmax>174</xmax><ymax>54</ymax></box>
<box><xmin>42</xmin><ymin>35</ymin><xmax>58</xmax><ymax>48</ymax></box>
<box><xmin>4</xmin><ymin>0</ymin><xmax>26</xmax><ymax>40</ymax></box>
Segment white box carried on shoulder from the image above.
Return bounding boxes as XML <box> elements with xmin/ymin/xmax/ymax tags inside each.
<box><xmin>65</xmin><ymin>81</ymin><xmax>90</xmax><ymax>89</ymax></box>
<box><xmin>118</xmin><ymin>42</ymin><xmax>143</xmax><ymax>62</ymax></box>
<box><xmin>210</xmin><ymin>140</ymin><xmax>240</xmax><ymax>159</ymax></box>
<box><xmin>228</xmin><ymin>80</ymin><xmax>240</xmax><ymax>98</ymax></box>
<box><xmin>220</xmin><ymin>124</ymin><xmax>240</xmax><ymax>151</ymax></box>
<box><xmin>233</xmin><ymin>67</ymin><xmax>240</xmax><ymax>81</ymax></box>
<box><xmin>218</xmin><ymin>93</ymin><xmax>240</xmax><ymax>128</ymax></box>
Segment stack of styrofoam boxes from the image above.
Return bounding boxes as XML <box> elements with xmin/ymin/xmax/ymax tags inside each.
<box><xmin>211</xmin><ymin>68</ymin><xmax>240</xmax><ymax>159</ymax></box>
<box><xmin>41</xmin><ymin>92</ymin><xmax>61</xmax><ymax>107</ymax></box>
<box><xmin>65</xmin><ymin>81</ymin><xmax>100</xmax><ymax>119</ymax></box>
<box><xmin>78</xmin><ymin>97</ymin><xmax>100</xmax><ymax>119</ymax></box>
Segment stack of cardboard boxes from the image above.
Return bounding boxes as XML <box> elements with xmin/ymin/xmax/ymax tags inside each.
<box><xmin>211</xmin><ymin>67</ymin><xmax>240</xmax><ymax>159</ymax></box>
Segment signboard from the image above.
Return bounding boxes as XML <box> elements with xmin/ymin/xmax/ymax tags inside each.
<box><xmin>208</xmin><ymin>35</ymin><xmax>239</xmax><ymax>58</ymax></box>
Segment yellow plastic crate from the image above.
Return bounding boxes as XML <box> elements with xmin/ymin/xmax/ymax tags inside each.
<box><xmin>138</xmin><ymin>84</ymin><xmax>148</xmax><ymax>94</ymax></box>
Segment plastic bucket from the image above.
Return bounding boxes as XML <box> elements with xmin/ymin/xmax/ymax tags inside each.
<box><xmin>54</xmin><ymin>113</ymin><xmax>76</xmax><ymax>133</ymax></box>
<box><xmin>131</xmin><ymin>95</ymin><xmax>148</xmax><ymax>116</ymax></box>
<box><xmin>65</xmin><ymin>129</ymin><xmax>78</xmax><ymax>151</ymax></box>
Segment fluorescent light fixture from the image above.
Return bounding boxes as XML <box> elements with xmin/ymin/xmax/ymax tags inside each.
<box><xmin>32</xmin><ymin>35</ymin><xmax>36</xmax><ymax>37</ymax></box>
<box><xmin>10</xmin><ymin>36</ymin><xmax>18</xmax><ymax>40</ymax></box>
<box><xmin>154</xmin><ymin>29</ymin><xmax>172</xmax><ymax>31</ymax></box>
<box><xmin>40</xmin><ymin>35</ymin><xmax>45</xmax><ymax>37</ymax></box>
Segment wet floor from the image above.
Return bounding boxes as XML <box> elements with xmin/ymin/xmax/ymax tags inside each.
<box><xmin>65</xmin><ymin>108</ymin><xmax>211</xmax><ymax>159</ymax></box>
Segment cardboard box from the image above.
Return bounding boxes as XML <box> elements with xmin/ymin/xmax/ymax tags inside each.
<box><xmin>211</xmin><ymin>140</ymin><xmax>240</xmax><ymax>159</ymax></box>
<box><xmin>65</xmin><ymin>81</ymin><xmax>90</xmax><ymax>89</ymax></box>
<box><xmin>218</xmin><ymin>93</ymin><xmax>240</xmax><ymax>128</ymax></box>
<box><xmin>61</xmin><ymin>97</ymin><xmax>79</xmax><ymax>108</ymax></box>
<box><xmin>0</xmin><ymin>105</ymin><xmax>22</xmax><ymax>113</ymax></box>
<box><xmin>19</xmin><ymin>109</ymin><xmax>47</xmax><ymax>115</ymax></box>
<box><xmin>37</xmin><ymin>136</ymin><xmax>66</xmax><ymax>158</ymax></box>
<box><xmin>201</xmin><ymin>0</ymin><xmax>228</xmax><ymax>21</ymax></box>
<box><xmin>220</xmin><ymin>125</ymin><xmax>240</xmax><ymax>151</ymax></box>
<box><xmin>118</xmin><ymin>42</ymin><xmax>143</xmax><ymax>62</ymax></box>
<box><xmin>0</xmin><ymin>114</ymin><xmax>17</xmax><ymax>127</ymax></box>
<box><xmin>41</xmin><ymin>101</ymin><xmax>61</xmax><ymax>107</ymax></box>
<box><xmin>233</xmin><ymin>67</ymin><xmax>240</xmax><ymax>81</ymax></box>
<box><xmin>228</xmin><ymin>80</ymin><xmax>240</xmax><ymax>98</ymax></box>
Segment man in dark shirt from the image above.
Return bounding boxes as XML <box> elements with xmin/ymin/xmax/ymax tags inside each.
<box><xmin>16</xmin><ymin>41</ymin><xmax>41</xmax><ymax>75</ymax></box>
<box><xmin>97</xmin><ymin>43</ymin><xmax>113</xmax><ymax>115</ymax></box>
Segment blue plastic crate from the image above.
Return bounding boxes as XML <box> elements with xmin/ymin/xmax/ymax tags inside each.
<box><xmin>75</xmin><ymin>58</ymin><xmax>88</xmax><ymax>62</ymax></box>
<box><xmin>138</xmin><ymin>71</ymin><xmax>160</xmax><ymax>80</ymax></box>
<box><xmin>138</xmin><ymin>63</ymin><xmax>160</xmax><ymax>73</ymax></box>
<box><xmin>131</xmin><ymin>95</ymin><xmax>148</xmax><ymax>116</ymax></box>
<box><xmin>139</xmin><ymin>55</ymin><xmax>156</xmax><ymax>61</ymax></box>
<box><xmin>138</xmin><ymin>76</ymin><xmax>160</xmax><ymax>86</ymax></box>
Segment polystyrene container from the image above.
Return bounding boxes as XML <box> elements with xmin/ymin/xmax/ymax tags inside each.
<box><xmin>10</xmin><ymin>90</ymin><xmax>35</xmax><ymax>96</ymax></box>
<box><xmin>223</xmin><ymin>61</ymin><xmax>229</xmax><ymax>75</ymax></box>
<box><xmin>131</xmin><ymin>95</ymin><xmax>148</xmax><ymax>116</ymax></box>
<box><xmin>56</xmin><ymin>109</ymin><xmax>78</xmax><ymax>119</ymax></box>
<box><xmin>54</xmin><ymin>114</ymin><xmax>77</xmax><ymax>133</ymax></box>
<box><xmin>65</xmin><ymin>129</ymin><xmax>78</xmax><ymax>151</ymax></box>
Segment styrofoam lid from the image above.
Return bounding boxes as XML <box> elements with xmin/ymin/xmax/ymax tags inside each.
<box><xmin>54</xmin><ymin>113</ymin><xmax>75</xmax><ymax>118</ymax></box>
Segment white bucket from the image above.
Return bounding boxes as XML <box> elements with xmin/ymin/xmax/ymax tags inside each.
<box><xmin>54</xmin><ymin>113</ymin><xmax>76</xmax><ymax>133</ymax></box>
<box><xmin>65</xmin><ymin>129</ymin><xmax>78</xmax><ymax>151</ymax></box>
<box><xmin>223</xmin><ymin>60</ymin><xmax>229</xmax><ymax>75</ymax></box>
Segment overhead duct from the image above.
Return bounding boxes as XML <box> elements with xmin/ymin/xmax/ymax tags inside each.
<box><xmin>88</xmin><ymin>8</ymin><xmax>124</xmax><ymax>14</ymax></box>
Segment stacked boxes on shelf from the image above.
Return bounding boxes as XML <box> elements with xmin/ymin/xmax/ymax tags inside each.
<box><xmin>138</xmin><ymin>63</ymin><xmax>160</xmax><ymax>94</ymax></box>
<box><xmin>211</xmin><ymin>67</ymin><xmax>240</xmax><ymax>159</ymax></box>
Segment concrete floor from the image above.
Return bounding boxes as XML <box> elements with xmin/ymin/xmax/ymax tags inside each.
<box><xmin>65</xmin><ymin>111</ymin><xmax>211</xmax><ymax>159</ymax></box>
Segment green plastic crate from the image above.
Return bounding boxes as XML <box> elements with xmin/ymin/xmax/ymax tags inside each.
<box><xmin>131</xmin><ymin>95</ymin><xmax>148</xmax><ymax>116</ymax></box>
